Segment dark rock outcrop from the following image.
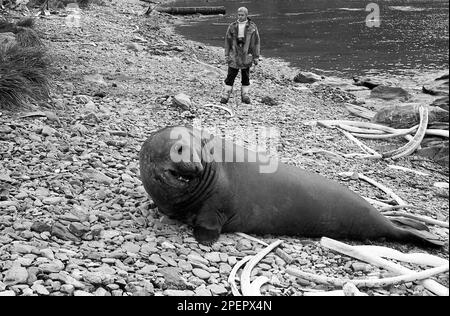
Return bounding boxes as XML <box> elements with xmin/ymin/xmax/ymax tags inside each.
<box><xmin>370</xmin><ymin>85</ymin><xmax>411</xmax><ymax>101</ymax></box>
<box><xmin>372</xmin><ymin>104</ymin><xmax>449</xmax><ymax>129</ymax></box>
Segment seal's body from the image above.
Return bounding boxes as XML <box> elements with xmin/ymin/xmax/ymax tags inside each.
<box><xmin>139</xmin><ymin>126</ymin><xmax>442</xmax><ymax>247</ymax></box>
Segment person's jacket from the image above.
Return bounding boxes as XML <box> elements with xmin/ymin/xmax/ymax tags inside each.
<box><xmin>224</xmin><ymin>19</ymin><xmax>260</xmax><ymax>69</ymax></box>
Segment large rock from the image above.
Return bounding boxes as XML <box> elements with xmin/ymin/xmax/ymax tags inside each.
<box><xmin>430</xmin><ymin>96</ymin><xmax>449</xmax><ymax>111</ymax></box>
<box><xmin>293</xmin><ymin>72</ymin><xmax>323</xmax><ymax>84</ymax></box>
<box><xmin>423</xmin><ymin>76</ymin><xmax>449</xmax><ymax>97</ymax></box>
<box><xmin>417</xmin><ymin>141</ymin><xmax>449</xmax><ymax>166</ymax></box>
<box><xmin>352</xmin><ymin>77</ymin><xmax>383</xmax><ymax>89</ymax></box>
<box><xmin>370</xmin><ymin>85</ymin><xmax>411</xmax><ymax>101</ymax></box>
<box><xmin>172</xmin><ymin>93</ymin><xmax>191</xmax><ymax>110</ymax></box>
<box><xmin>372</xmin><ymin>104</ymin><xmax>449</xmax><ymax>129</ymax></box>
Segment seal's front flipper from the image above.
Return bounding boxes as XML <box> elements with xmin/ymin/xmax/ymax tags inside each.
<box><xmin>193</xmin><ymin>207</ymin><xmax>224</xmax><ymax>245</ymax></box>
<box><xmin>193</xmin><ymin>226</ymin><xmax>220</xmax><ymax>246</ymax></box>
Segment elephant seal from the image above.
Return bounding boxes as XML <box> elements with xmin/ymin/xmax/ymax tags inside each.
<box><xmin>139</xmin><ymin>126</ymin><xmax>443</xmax><ymax>247</ymax></box>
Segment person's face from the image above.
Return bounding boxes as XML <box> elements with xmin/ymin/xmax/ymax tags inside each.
<box><xmin>237</xmin><ymin>10</ymin><xmax>247</xmax><ymax>22</ymax></box>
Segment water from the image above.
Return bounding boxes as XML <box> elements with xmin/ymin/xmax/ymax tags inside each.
<box><xmin>173</xmin><ymin>0</ymin><xmax>449</xmax><ymax>78</ymax></box>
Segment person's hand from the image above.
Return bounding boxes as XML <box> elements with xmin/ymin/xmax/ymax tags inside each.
<box><xmin>225</xmin><ymin>55</ymin><xmax>231</xmax><ymax>63</ymax></box>
<box><xmin>253</xmin><ymin>58</ymin><xmax>259</xmax><ymax>66</ymax></box>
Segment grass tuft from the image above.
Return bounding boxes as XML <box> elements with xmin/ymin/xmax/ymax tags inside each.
<box><xmin>0</xmin><ymin>44</ymin><xmax>50</xmax><ymax>108</ymax></box>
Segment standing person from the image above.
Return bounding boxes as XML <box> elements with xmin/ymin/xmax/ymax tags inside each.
<box><xmin>221</xmin><ymin>7</ymin><xmax>260</xmax><ymax>105</ymax></box>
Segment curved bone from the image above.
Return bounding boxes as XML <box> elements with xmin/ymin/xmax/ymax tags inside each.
<box><xmin>286</xmin><ymin>265</ymin><xmax>448</xmax><ymax>289</ymax></box>
<box><xmin>203</xmin><ymin>103</ymin><xmax>235</xmax><ymax>118</ymax></box>
<box><xmin>337</xmin><ymin>124</ymin><xmax>385</xmax><ymax>134</ymax></box>
<box><xmin>353</xmin><ymin>245</ymin><xmax>449</xmax><ymax>266</ymax></box>
<box><xmin>338</xmin><ymin>129</ymin><xmax>382</xmax><ymax>157</ymax></box>
<box><xmin>350</xmin><ymin>125</ymin><xmax>419</xmax><ymax>139</ymax></box>
<box><xmin>383</xmin><ymin>106</ymin><xmax>429</xmax><ymax>159</ymax></box>
<box><xmin>340</xmin><ymin>172</ymin><xmax>406</xmax><ymax>205</ymax></box>
<box><xmin>228</xmin><ymin>256</ymin><xmax>252</xmax><ymax>296</ymax></box>
<box><xmin>236</xmin><ymin>232</ymin><xmax>294</xmax><ymax>264</ymax></box>
<box><xmin>383</xmin><ymin>211</ymin><xmax>449</xmax><ymax>228</ymax></box>
<box><xmin>241</xmin><ymin>240</ymin><xmax>283</xmax><ymax>296</ymax></box>
<box><xmin>320</xmin><ymin>237</ymin><xmax>449</xmax><ymax>296</ymax></box>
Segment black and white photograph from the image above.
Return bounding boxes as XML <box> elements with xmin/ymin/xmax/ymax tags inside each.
<box><xmin>0</xmin><ymin>0</ymin><xmax>448</xmax><ymax>300</ymax></box>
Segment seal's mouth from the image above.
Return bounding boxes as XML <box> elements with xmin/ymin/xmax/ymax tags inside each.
<box><xmin>168</xmin><ymin>169</ymin><xmax>194</xmax><ymax>183</ymax></box>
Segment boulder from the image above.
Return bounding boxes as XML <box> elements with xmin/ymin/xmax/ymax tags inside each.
<box><xmin>293</xmin><ymin>72</ymin><xmax>323</xmax><ymax>84</ymax></box>
<box><xmin>370</xmin><ymin>85</ymin><xmax>411</xmax><ymax>101</ymax></box>
<box><xmin>422</xmin><ymin>77</ymin><xmax>449</xmax><ymax>97</ymax></box>
<box><xmin>352</xmin><ymin>77</ymin><xmax>382</xmax><ymax>89</ymax></box>
<box><xmin>417</xmin><ymin>141</ymin><xmax>449</xmax><ymax>167</ymax></box>
<box><xmin>372</xmin><ymin>103</ymin><xmax>449</xmax><ymax>129</ymax></box>
<box><xmin>172</xmin><ymin>93</ymin><xmax>191</xmax><ymax>110</ymax></box>
<box><xmin>430</xmin><ymin>96</ymin><xmax>449</xmax><ymax>112</ymax></box>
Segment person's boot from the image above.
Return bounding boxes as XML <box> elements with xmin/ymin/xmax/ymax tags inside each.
<box><xmin>241</xmin><ymin>85</ymin><xmax>251</xmax><ymax>104</ymax></box>
<box><xmin>220</xmin><ymin>85</ymin><xmax>233</xmax><ymax>104</ymax></box>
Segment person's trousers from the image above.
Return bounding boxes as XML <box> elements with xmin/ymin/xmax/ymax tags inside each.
<box><xmin>224</xmin><ymin>66</ymin><xmax>250</xmax><ymax>86</ymax></box>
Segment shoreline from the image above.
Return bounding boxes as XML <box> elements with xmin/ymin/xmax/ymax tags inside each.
<box><xmin>0</xmin><ymin>0</ymin><xmax>447</xmax><ymax>297</ymax></box>
<box><xmin>162</xmin><ymin>0</ymin><xmax>449</xmax><ymax>85</ymax></box>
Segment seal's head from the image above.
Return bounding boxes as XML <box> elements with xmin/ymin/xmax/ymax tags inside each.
<box><xmin>139</xmin><ymin>126</ymin><xmax>205</xmax><ymax>218</ymax></box>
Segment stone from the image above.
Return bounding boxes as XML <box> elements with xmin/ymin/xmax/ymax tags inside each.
<box><xmin>126</xmin><ymin>42</ymin><xmax>144</xmax><ymax>52</ymax></box>
<box><xmin>122</xmin><ymin>242</ymin><xmax>141</xmax><ymax>254</ymax></box>
<box><xmin>49</xmin><ymin>272</ymin><xmax>86</xmax><ymax>289</ymax></box>
<box><xmin>31</xmin><ymin>222</ymin><xmax>52</xmax><ymax>233</ymax></box>
<box><xmin>372</xmin><ymin>104</ymin><xmax>449</xmax><ymax>129</ymax></box>
<box><xmin>417</xmin><ymin>142</ymin><xmax>449</xmax><ymax>166</ymax></box>
<box><xmin>0</xmin><ymin>290</ymin><xmax>16</xmax><ymax>296</ymax></box>
<box><xmin>4</xmin><ymin>266</ymin><xmax>29</xmax><ymax>285</ymax></box>
<box><xmin>68</xmin><ymin>222</ymin><xmax>90</xmax><ymax>237</ymax></box>
<box><xmin>423</xmin><ymin>77</ymin><xmax>449</xmax><ymax>96</ymax></box>
<box><xmin>219</xmin><ymin>263</ymin><xmax>232</xmax><ymax>275</ymax></box>
<box><xmin>192</xmin><ymin>268</ymin><xmax>211</xmax><ymax>280</ymax></box>
<box><xmin>205</xmin><ymin>252</ymin><xmax>221</xmax><ymax>263</ymax></box>
<box><xmin>187</xmin><ymin>253</ymin><xmax>209</xmax><ymax>266</ymax></box>
<box><xmin>60</xmin><ymin>284</ymin><xmax>75</xmax><ymax>294</ymax></box>
<box><xmin>39</xmin><ymin>260</ymin><xmax>65</xmax><ymax>273</ymax></box>
<box><xmin>178</xmin><ymin>260</ymin><xmax>193</xmax><ymax>272</ymax></box>
<box><xmin>41</xmin><ymin>126</ymin><xmax>57</xmax><ymax>137</ymax></box>
<box><xmin>42</xmin><ymin>197</ymin><xmax>64</xmax><ymax>205</ymax></box>
<box><xmin>370</xmin><ymin>85</ymin><xmax>411</xmax><ymax>101</ymax></box>
<box><xmin>236</xmin><ymin>239</ymin><xmax>252</xmax><ymax>251</ymax></box>
<box><xmin>140</xmin><ymin>243</ymin><xmax>158</xmax><ymax>255</ymax></box>
<box><xmin>149</xmin><ymin>254</ymin><xmax>168</xmax><ymax>266</ymax></box>
<box><xmin>172</xmin><ymin>93</ymin><xmax>192</xmax><ymax>111</ymax></box>
<box><xmin>93</xmin><ymin>287</ymin><xmax>110</xmax><ymax>296</ymax></box>
<box><xmin>31</xmin><ymin>283</ymin><xmax>50</xmax><ymax>295</ymax></box>
<box><xmin>208</xmin><ymin>284</ymin><xmax>228</xmax><ymax>295</ymax></box>
<box><xmin>163</xmin><ymin>290</ymin><xmax>195</xmax><ymax>296</ymax></box>
<box><xmin>194</xmin><ymin>288</ymin><xmax>212</xmax><ymax>296</ymax></box>
<box><xmin>352</xmin><ymin>77</ymin><xmax>382</xmax><ymax>89</ymax></box>
<box><xmin>12</xmin><ymin>243</ymin><xmax>35</xmax><ymax>254</ymax></box>
<box><xmin>39</xmin><ymin>249</ymin><xmax>55</xmax><ymax>260</ymax></box>
<box><xmin>83</xmin><ymin>169</ymin><xmax>113</xmax><ymax>185</ymax></box>
<box><xmin>159</xmin><ymin>267</ymin><xmax>188</xmax><ymax>289</ymax></box>
<box><xmin>293</xmin><ymin>72</ymin><xmax>323</xmax><ymax>84</ymax></box>
<box><xmin>74</xmin><ymin>290</ymin><xmax>94</xmax><ymax>296</ymax></box>
<box><xmin>137</xmin><ymin>264</ymin><xmax>157</xmax><ymax>274</ymax></box>
<box><xmin>51</xmin><ymin>223</ymin><xmax>80</xmax><ymax>242</ymax></box>
<box><xmin>352</xmin><ymin>262</ymin><xmax>372</xmax><ymax>272</ymax></box>
<box><xmin>430</xmin><ymin>96</ymin><xmax>449</xmax><ymax>111</ymax></box>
